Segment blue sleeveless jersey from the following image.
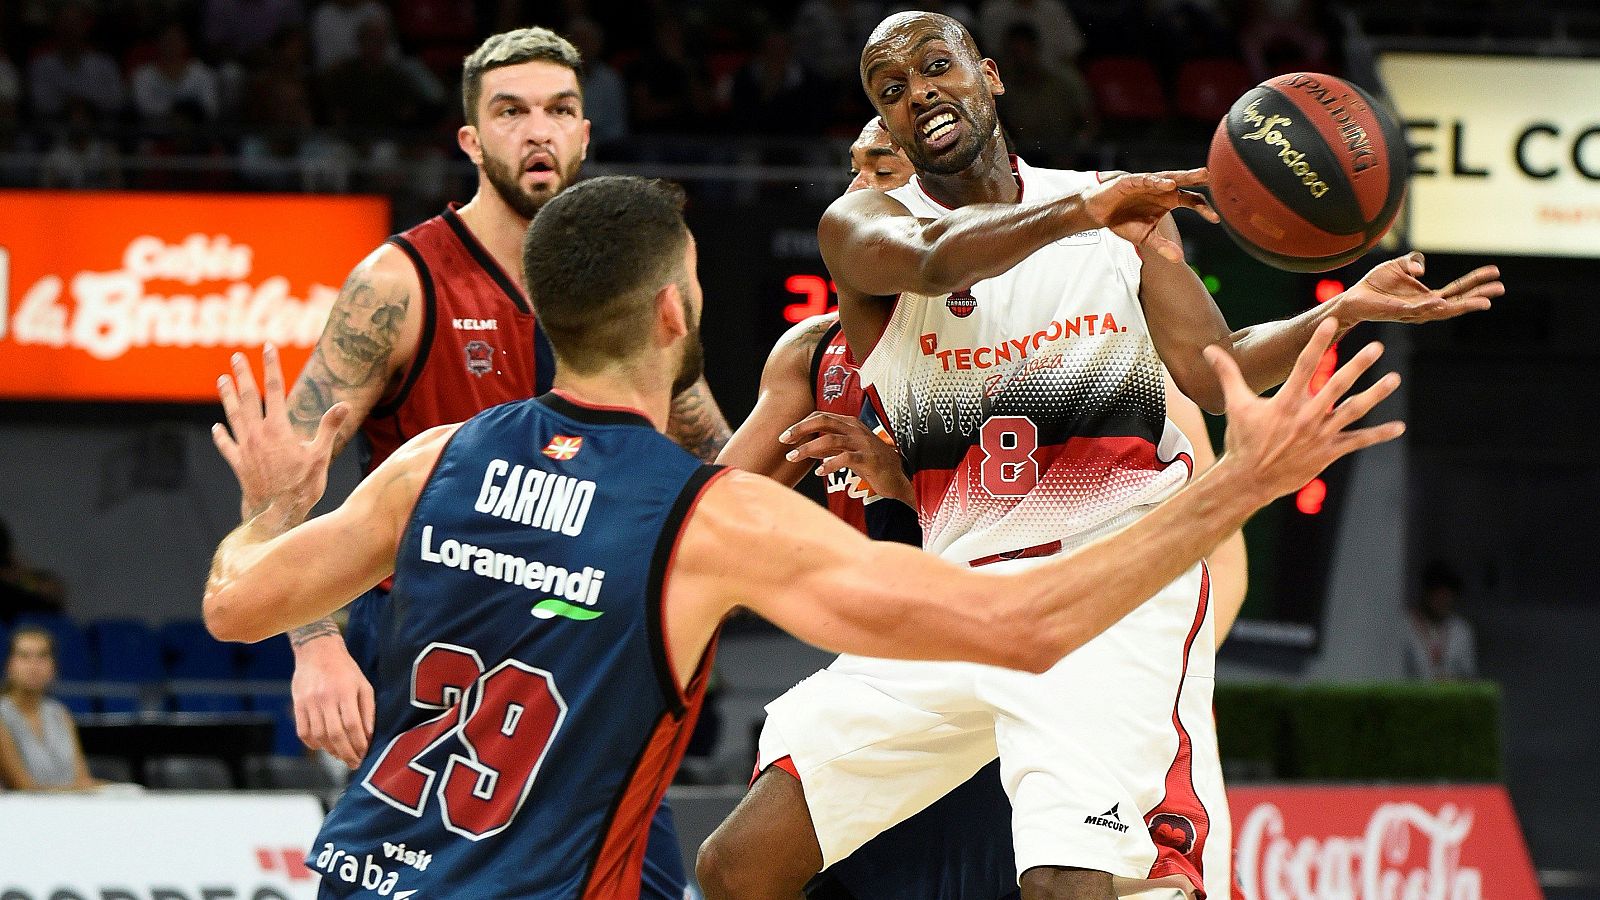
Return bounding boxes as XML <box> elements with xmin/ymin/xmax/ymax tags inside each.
<box><xmin>311</xmin><ymin>393</ymin><xmax>721</xmax><ymax>899</ymax></box>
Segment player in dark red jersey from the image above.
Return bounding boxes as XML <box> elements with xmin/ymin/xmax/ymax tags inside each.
<box><xmin>212</xmin><ymin>29</ymin><xmax>729</xmax><ymax>900</ymax></box>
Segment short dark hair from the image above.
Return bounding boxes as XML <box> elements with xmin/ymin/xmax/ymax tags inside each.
<box><xmin>1421</xmin><ymin>561</ymin><xmax>1463</xmax><ymax>595</ymax></box>
<box><xmin>462</xmin><ymin>28</ymin><xmax>582</xmax><ymax>125</ymax></box>
<box><xmin>523</xmin><ymin>176</ymin><xmax>689</xmax><ymax>373</ymax></box>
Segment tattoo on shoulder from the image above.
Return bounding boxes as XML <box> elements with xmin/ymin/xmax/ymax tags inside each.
<box><xmin>289</xmin><ymin>618</ymin><xmax>342</xmax><ymax>648</ymax></box>
<box><xmin>287</xmin><ymin>265</ymin><xmax>411</xmax><ymax>434</ymax></box>
<box><xmin>668</xmin><ymin>380</ymin><xmax>733</xmax><ymax>463</ymax></box>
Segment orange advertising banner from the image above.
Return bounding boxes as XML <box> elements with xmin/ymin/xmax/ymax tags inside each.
<box><xmin>0</xmin><ymin>191</ymin><xmax>389</xmax><ymax>402</ymax></box>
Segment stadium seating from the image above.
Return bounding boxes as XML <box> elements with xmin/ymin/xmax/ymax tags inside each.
<box><xmin>1174</xmin><ymin>58</ymin><xmax>1257</xmax><ymax>124</ymax></box>
<box><xmin>87</xmin><ymin>619</ymin><xmax>164</xmax><ymax>713</ymax></box>
<box><xmin>145</xmin><ymin>755</ymin><xmax>233</xmax><ymax>790</ymax></box>
<box><xmin>159</xmin><ymin>620</ymin><xmax>246</xmax><ymax>713</ymax></box>
<box><xmin>1084</xmin><ymin>57</ymin><xmax>1171</xmax><ymax>123</ymax></box>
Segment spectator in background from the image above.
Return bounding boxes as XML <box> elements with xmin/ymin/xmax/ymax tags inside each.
<box><xmin>995</xmin><ymin>22</ymin><xmax>1094</xmax><ymax>166</ymax></box>
<box><xmin>27</xmin><ymin>3</ymin><xmax>125</xmax><ymax>121</ymax></box>
<box><xmin>309</xmin><ymin>0</ymin><xmax>393</xmax><ymax>72</ymax></box>
<box><xmin>887</xmin><ymin>0</ymin><xmax>976</xmax><ymax>31</ymax></box>
<box><xmin>568</xmin><ymin>16</ymin><xmax>629</xmax><ymax>149</ymax></box>
<box><xmin>729</xmin><ymin>30</ymin><xmax>827</xmax><ymax>136</ymax></box>
<box><xmin>626</xmin><ymin>15</ymin><xmax>711</xmax><ymax>133</ymax></box>
<box><xmin>131</xmin><ymin>23</ymin><xmax>221</xmax><ymax>127</ymax></box>
<box><xmin>1240</xmin><ymin>0</ymin><xmax>1328</xmax><ymax>80</ymax></box>
<box><xmin>40</xmin><ymin>100</ymin><xmax>125</xmax><ymax>188</ymax></box>
<box><xmin>203</xmin><ymin>0</ymin><xmax>305</xmax><ymax>62</ymax></box>
<box><xmin>0</xmin><ymin>520</ymin><xmax>64</xmax><ymax>625</ymax></box>
<box><xmin>319</xmin><ymin>16</ymin><xmax>428</xmax><ymax>132</ymax></box>
<box><xmin>979</xmin><ymin>0</ymin><xmax>1084</xmax><ymax>75</ymax></box>
<box><xmin>0</xmin><ymin>627</ymin><xmax>100</xmax><ymax>791</ymax></box>
<box><xmin>789</xmin><ymin>0</ymin><xmax>884</xmax><ymax>85</ymax></box>
<box><xmin>0</xmin><ymin>45</ymin><xmax>19</xmax><ymax>131</ymax></box>
<box><xmin>1404</xmin><ymin>561</ymin><xmax>1478</xmax><ymax>680</ymax></box>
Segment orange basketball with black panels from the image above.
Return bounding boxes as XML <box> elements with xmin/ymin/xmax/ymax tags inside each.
<box><xmin>1206</xmin><ymin>72</ymin><xmax>1408</xmax><ymax>272</ymax></box>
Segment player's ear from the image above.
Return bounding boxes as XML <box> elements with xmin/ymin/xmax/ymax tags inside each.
<box><xmin>982</xmin><ymin>57</ymin><xmax>1004</xmax><ymax>97</ymax></box>
<box><xmin>580</xmin><ymin>117</ymin><xmax>591</xmax><ymax>162</ymax></box>
<box><xmin>656</xmin><ymin>282</ymin><xmax>689</xmax><ymax>344</ymax></box>
<box><xmin>458</xmin><ymin>124</ymin><xmax>484</xmax><ymax>165</ymax></box>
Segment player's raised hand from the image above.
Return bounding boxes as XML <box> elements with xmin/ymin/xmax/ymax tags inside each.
<box><xmin>1331</xmin><ymin>251</ymin><xmax>1503</xmax><ymax>326</ymax></box>
<box><xmin>1082</xmin><ymin>168</ymin><xmax>1220</xmax><ymax>262</ymax></box>
<box><xmin>781</xmin><ymin>411</ymin><xmax>915</xmax><ymax>506</ymax></box>
<box><xmin>1208</xmin><ymin>319</ymin><xmax>1404</xmax><ymax>503</ymax></box>
<box><xmin>213</xmin><ymin>344</ymin><xmax>351</xmax><ymax>524</ymax></box>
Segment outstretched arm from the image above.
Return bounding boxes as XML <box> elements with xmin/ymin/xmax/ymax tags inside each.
<box><xmin>205</xmin><ymin>424</ymin><xmax>452</xmax><ymax>645</ymax></box>
<box><xmin>819</xmin><ymin>169</ymin><xmax>1216</xmax><ymax>300</ymax></box>
<box><xmin>664</xmin><ymin>322</ymin><xmax>1401</xmax><ymax>682</ymax></box>
<box><xmin>1227</xmin><ymin>251</ymin><xmax>1502</xmax><ymax>394</ymax></box>
<box><xmin>1139</xmin><ymin>220</ymin><xmax>1503</xmax><ymax>409</ymax></box>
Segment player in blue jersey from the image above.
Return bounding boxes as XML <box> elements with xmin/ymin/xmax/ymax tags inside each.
<box><xmin>205</xmin><ymin>175</ymin><xmax>1406</xmax><ymax>898</ymax></box>
<box><xmin>221</xmin><ymin>28</ymin><xmax>726</xmax><ymax>900</ymax></box>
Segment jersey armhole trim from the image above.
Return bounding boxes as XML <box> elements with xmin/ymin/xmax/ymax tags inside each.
<box><xmin>370</xmin><ymin>235</ymin><xmax>436</xmax><ymax>420</ymax></box>
<box><xmin>646</xmin><ymin>464</ymin><xmax>729</xmax><ymax>717</ymax></box>
<box><xmin>809</xmin><ymin>320</ymin><xmax>843</xmax><ymax>398</ymax></box>
<box><xmin>389</xmin><ymin>418</ymin><xmax>470</xmax><ymax>594</ymax></box>
<box><xmin>443</xmin><ymin>207</ymin><xmax>532</xmax><ymax>314</ymax></box>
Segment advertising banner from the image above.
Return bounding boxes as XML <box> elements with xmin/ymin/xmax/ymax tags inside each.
<box><xmin>1380</xmin><ymin>53</ymin><xmax>1600</xmax><ymax>257</ymax></box>
<box><xmin>0</xmin><ymin>792</ymin><xmax>324</xmax><ymax>898</ymax></box>
<box><xmin>1228</xmin><ymin>784</ymin><xmax>1542</xmax><ymax>900</ymax></box>
<box><xmin>0</xmin><ymin>191</ymin><xmax>388</xmax><ymax>402</ymax></box>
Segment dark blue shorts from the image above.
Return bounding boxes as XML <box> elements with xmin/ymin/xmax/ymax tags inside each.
<box><xmin>807</xmin><ymin>760</ymin><xmax>1018</xmax><ymax>900</ymax></box>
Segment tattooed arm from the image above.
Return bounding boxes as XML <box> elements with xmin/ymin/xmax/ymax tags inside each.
<box><xmin>212</xmin><ymin>243</ymin><xmax>421</xmax><ymax>768</ymax></box>
<box><xmin>667</xmin><ymin>374</ymin><xmax>733</xmax><ymax>463</ymax></box>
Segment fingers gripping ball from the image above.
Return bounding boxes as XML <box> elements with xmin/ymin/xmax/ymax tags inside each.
<box><xmin>1206</xmin><ymin>72</ymin><xmax>1407</xmax><ymax>272</ymax></box>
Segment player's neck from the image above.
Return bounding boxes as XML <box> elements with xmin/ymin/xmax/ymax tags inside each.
<box><xmin>455</xmin><ymin>192</ymin><xmax>531</xmax><ymax>291</ymax></box>
<box><xmin>550</xmin><ymin>368</ymin><xmax>672</xmax><ymax>433</ymax></box>
<box><xmin>916</xmin><ymin>140</ymin><xmax>1019</xmax><ymax>208</ymax></box>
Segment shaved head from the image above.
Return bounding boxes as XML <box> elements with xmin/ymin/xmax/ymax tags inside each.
<box><xmin>861</xmin><ymin>12</ymin><xmax>980</xmax><ymax>87</ymax></box>
<box><xmin>857</xmin><ymin>11</ymin><xmax>1003</xmax><ymax>176</ymax></box>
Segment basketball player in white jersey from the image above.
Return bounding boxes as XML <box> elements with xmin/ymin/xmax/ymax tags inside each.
<box><xmin>698</xmin><ymin>12</ymin><xmax>1503</xmax><ymax>900</ymax></box>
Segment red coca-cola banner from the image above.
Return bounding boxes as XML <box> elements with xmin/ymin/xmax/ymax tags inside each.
<box><xmin>1228</xmin><ymin>785</ymin><xmax>1542</xmax><ymax>900</ymax></box>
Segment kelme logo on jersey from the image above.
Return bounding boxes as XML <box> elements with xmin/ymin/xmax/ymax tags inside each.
<box><xmin>464</xmin><ymin>339</ymin><xmax>494</xmax><ymax>376</ymax></box>
<box><xmin>945</xmin><ymin>287</ymin><xmax>977</xmax><ymax>318</ymax></box>
<box><xmin>532</xmin><ymin>598</ymin><xmax>604</xmax><ymax>621</ymax></box>
<box><xmin>542</xmin><ymin>435</ymin><xmax>584</xmax><ymax>460</ymax></box>
<box><xmin>821</xmin><ymin>365</ymin><xmax>851</xmax><ymax>402</ymax></box>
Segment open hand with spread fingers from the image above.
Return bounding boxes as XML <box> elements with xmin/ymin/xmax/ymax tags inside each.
<box><xmin>1331</xmin><ymin>251</ymin><xmax>1503</xmax><ymax>328</ymax></box>
<box><xmin>1082</xmin><ymin>168</ymin><xmax>1219</xmax><ymax>263</ymax></box>
<box><xmin>1209</xmin><ymin>318</ymin><xmax>1406</xmax><ymax>504</ymax></box>
<box><xmin>212</xmin><ymin>344</ymin><xmax>351</xmax><ymax>525</ymax></box>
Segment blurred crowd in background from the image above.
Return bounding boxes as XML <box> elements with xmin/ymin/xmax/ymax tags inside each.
<box><xmin>0</xmin><ymin>0</ymin><xmax>1340</xmax><ymax>213</ymax></box>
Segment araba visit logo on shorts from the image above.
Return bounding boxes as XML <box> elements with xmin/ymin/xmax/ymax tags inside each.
<box><xmin>1234</xmin><ymin>801</ymin><xmax>1482</xmax><ymax>900</ymax></box>
<box><xmin>4</xmin><ymin>234</ymin><xmax>337</xmax><ymax>360</ymax></box>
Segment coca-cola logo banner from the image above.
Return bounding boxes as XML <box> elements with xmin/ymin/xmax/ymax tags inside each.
<box><xmin>1228</xmin><ymin>785</ymin><xmax>1542</xmax><ymax>900</ymax></box>
<box><xmin>0</xmin><ymin>191</ymin><xmax>388</xmax><ymax>402</ymax></box>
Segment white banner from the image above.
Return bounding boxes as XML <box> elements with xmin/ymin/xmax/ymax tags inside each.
<box><xmin>1380</xmin><ymin>52</ymin><xmax>1600</xmax><ymax>257</ymax></box>
<box><xmin>0</xmin><ymin>791</ymin><xmax>322</xmax><ymax>899</ymax></box>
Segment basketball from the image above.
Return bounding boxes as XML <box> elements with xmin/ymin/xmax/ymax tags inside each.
<box><xmin>1206</xmin><ymin>72</ymin><xmax>1408</xmax><ymax>272</ymax></box>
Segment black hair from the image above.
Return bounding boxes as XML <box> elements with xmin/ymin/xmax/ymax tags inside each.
<box><xmin>522</xmin><ymin>176</ymin><xmax>689</xmax><ymax>372</ymax></box>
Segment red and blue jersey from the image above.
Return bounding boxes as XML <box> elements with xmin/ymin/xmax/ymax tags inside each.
<box><xmin>312</xmin><ymin>393</ymin><xmax>720</xmax><ymax>898</ymax></box>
